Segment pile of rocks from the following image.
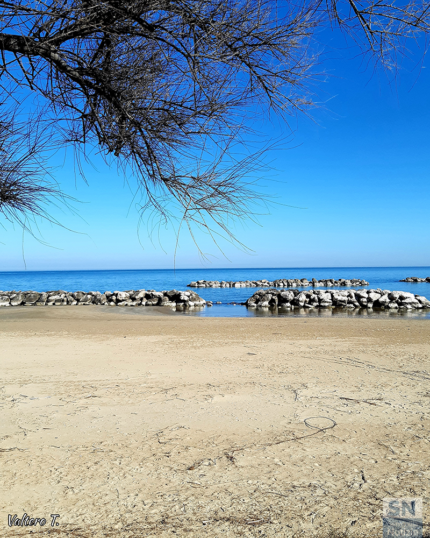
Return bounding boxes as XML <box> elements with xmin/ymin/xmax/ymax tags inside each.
<box><xmin>400</xmin><ymin>277</ymin><xmax>430</xmax><ymax>283</ymax></box>
<box><xmin>188</xmin><ymin>278</ymin><xmax>369</xmax><ymax>288</ymax></box>
<box><xmin>245</xmin><ymin>288</ymin><xmax>430</xmax><ymax>310</ymax></box>
<box><xmin>0</xmin><ymin>289</ymin><xmax>206</xmax><ymax>309</ymax></box>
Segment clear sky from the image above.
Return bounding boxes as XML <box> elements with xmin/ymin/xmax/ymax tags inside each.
<box><xmin>1</xmin><ymin>29</ymin><xmax>429</xmax><ymax>271</ymax></box>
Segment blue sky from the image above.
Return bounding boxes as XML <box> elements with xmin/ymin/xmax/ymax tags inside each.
<box><xmin>1</xmin><ymin>30</ymin><xmax>429</xmax><ymax>270</ymax></box>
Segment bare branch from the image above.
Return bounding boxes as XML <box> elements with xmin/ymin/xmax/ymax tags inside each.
<box><xmin>0</xmin><ymin>0</ymin><xmax>428</xmax><ymax>249</ymax></box>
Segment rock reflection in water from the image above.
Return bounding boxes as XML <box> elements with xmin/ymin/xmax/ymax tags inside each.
<box><xmin>251</xmin><ymin>306</ymin><xmax>430</xmax><ymax>318</ymax></box>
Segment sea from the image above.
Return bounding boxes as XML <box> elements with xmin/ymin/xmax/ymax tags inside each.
<box><xmin>1</xmin><ymin>267</ymin><xmax>430</xmax><ymax>318</ymax></box>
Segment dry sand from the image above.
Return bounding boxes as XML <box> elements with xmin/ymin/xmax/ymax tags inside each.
<box><xmin>0</xmin><ymin>307</ymin><xmax>429</xmax><ymax>537</ymax></box>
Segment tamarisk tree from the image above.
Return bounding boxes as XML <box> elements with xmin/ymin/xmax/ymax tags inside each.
<box><xmin>0</xmin><ymin>0</ymin><xmax>429</xmax><ymax>244</ymax></box>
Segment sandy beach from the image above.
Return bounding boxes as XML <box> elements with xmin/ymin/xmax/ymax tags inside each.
<box><xmin>1</xmin><ymin>307</ymin><xmax>429</xmax><ymax>537</ymax></box>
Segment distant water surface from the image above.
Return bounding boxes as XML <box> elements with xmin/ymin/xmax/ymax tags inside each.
<box><xmin>1</xmin><ymin>267</ymin><xmax>429</xmax><ymax>318</ymax></box>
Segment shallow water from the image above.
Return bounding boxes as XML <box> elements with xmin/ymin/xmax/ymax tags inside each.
<box><xmin>191</xmin><ymin>304</ymin><xmax>430</xmax><ymax>319</ymax></box>
<box><xmin>1</xmin><ymin>267</ymin><xmax>429</xmax><ymax>318</ymax></box>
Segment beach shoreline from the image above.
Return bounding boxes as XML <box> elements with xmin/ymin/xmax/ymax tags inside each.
<box><xmin>1</xmin><ymin>309</ymin><xmax>429</xmax><ymax>536</ymax></box>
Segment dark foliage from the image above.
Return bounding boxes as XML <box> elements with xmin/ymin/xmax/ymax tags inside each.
<box><xmin>0</xmin><ymin>109</ymin><xmax>73</xmax><ymax>234</ymax></box>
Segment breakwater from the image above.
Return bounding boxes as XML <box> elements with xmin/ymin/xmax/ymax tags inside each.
<box><xmin>400</xmin><ymin>277</ymin><xmax>430</xmax><ymax>283</ymax></box>
<box><xmin>0</xmin><ymin>289</ymin><xmax>206</xmax><ymax>309</ymax></box>
<box><xmin>188</xmin><ymin>278</ymin><xmax>369</xmax><ymax>288</ymax></box>
<box><xmin>245</xmin><ymin>288</ymin><xmax>430</xmax><ymax>310</ymax></box>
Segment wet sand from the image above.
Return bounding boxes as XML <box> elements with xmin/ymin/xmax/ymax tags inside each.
<box><xmin>1</xmin><ymin>307</ymin><xmax>429</xmax><ymax>536</ymax></box>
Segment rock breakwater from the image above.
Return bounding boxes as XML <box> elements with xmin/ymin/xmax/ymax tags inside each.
<box><xmin>246</xmin><ymin>288</ymin><xmax>430</xmax><ymax>310</ymax></box>
<box><xmin>400</xmin><ymin>276</ymin><xmax>430</xmax><ymax>283</ymax></box>
<box><xmin>188</xmin><ymin>278</ymin><xmax>369</xmax><ymax>288</ymax></box>
<box><xmin>0</xmin><ymin>289</ymin><xmax>206</xmax><ymax>309</ymax></box>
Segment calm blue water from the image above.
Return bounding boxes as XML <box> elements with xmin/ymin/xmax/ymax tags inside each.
<box><xmin>1</xmin><ymin>267</ymin><xmax>430</xmax><ymax>317</ymax></box>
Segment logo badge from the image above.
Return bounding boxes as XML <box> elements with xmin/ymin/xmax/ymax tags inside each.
<box><xmin>383</xmin><ymin>498</ymin><xmax>423</xmax><ymax>537</ymax></box>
